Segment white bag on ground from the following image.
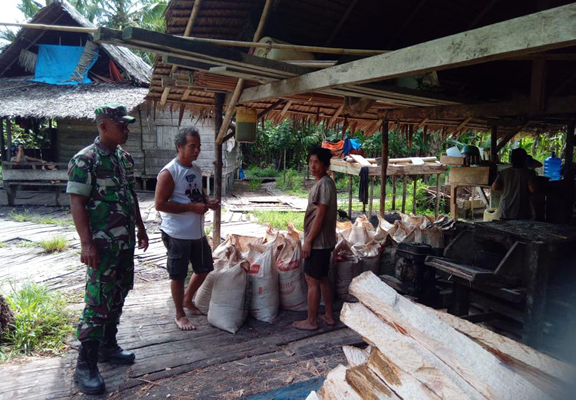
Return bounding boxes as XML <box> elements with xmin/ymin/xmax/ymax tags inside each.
<box><xmin>276</xmin><ymin>231</ymin><xmax>307</xmax><ymax>311</ymax></box>
<box><xmin>207</xmin><ymin>262</ymin><xmax>251</xmax><ymax>334</ymax></box>
<box><xmin>248</xmin><ymin>243</ymin><xmax>279</xmax><ymax>322</ymax></box>
<box><xmin>195</xmin><ymin>244</ymin><xmax>239</xmax><ymax>314</ymax></box>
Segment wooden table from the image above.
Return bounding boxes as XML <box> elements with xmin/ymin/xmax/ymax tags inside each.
<box><xmin>449</xmin><ymin>183</ymin><xmax>491</xmax><ymax>221</ymax></box>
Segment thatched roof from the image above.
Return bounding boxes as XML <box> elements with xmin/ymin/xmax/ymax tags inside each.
<box><xmin>147</xmin><ymin>0</ymin><xmax>576</xmax><ymax>136</ymax></box>
<box><xmin>0</xmin><ymin>77</ymin><xmax>148</xmax><ymax>119</ymax></box>
<box><xmin>0</xmin><ymin>0</ymin><xmax>151</xmax><ymax>86</ymax></box>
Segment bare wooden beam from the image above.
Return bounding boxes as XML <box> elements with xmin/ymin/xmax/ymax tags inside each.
<box><xmin>380</xmin><ymin>120</ymin><xmax>389</xmax><ymax>217</ymax></box>
<box><xmin>383</xmin><ymin>95</ymin><xmax>576</xmax><ymax>120</ymax></box>
<box><xmin>257</xmin><ymin>99</ymin><xmax>285</xmax><ymax>119</ymax></box>
<box><xmin>328</xmin><ymin>104</ymin><xmax>344</xmax><ymax>126</ymax></box>
<box><xmin>324</xmin><ymin>0</ymin><xmax>360</xmax><ymax>46</ymax></box>
<box><xmin>495</xmin><ymin>122</ymin><xmax>530</xmax><ymax>153</ymax></box>
<box><xmin>239</xmin><ymin>4</ymin><xmax>576</xmax><ymax>104</ymax></box>
<box><xmin>0</xmin><ymin>21</ymin><xmax>96</xmax><ymax>33</ymax></box>
<box><xmin>416</xmin><ymin>118</ymin><xmax>429</xmax><ymax>130</ymax></box>
<box><xmin>455</xmin><ymin>116</ymin><xmax>473</xmax><ymax>133</ymax></box>
<box><xmin>491</xmin><ymin>125</ymin><xmax>498</xmax><ymax>162</ymax></box>
<box><xmin>280</xmin><ymin>100</ymin><xmax>293</xmax><ymax>118</ymax></box>
<box><xmin>213</xmin><ymin>92</ymin><xmax>224</xmax><ymax>245</ymax></box>
<box><xmin>215</xmin><ymin>0</ymin><xmax>273</xmax><ymax>145</ymax></box>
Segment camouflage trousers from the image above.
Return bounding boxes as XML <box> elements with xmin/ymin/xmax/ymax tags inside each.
<box><xmin>77</xmin><ymin>248</ymin><xmax>135</xmax><ymax>342</ymax></box>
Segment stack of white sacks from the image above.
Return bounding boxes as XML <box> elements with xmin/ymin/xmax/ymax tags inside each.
<box><xmin>198</xmin><ymin>214</ymin><xmax>452</xmax><ymax>333</ymax></box>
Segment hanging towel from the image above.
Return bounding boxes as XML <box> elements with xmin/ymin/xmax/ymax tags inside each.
<box><xmin>359</xmin><ymin>166</ymin><xmax>369</xmax><ymax>204</ymax></box>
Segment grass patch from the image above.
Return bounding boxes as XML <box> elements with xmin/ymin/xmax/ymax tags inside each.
<box><xmin>8</xmin><ymin>210</ymin><xmax>73</xmax><ymax>227</ymax></box>
<box><xmin>0</xmin><ymin>242</ymin><xmax>6</xmax><ymax>248</ymax></box>
<box><xmin>248</xmin><ymin>179</ymin><xmax>262</xmax><ymax>191</ymax></box>
<box><xmin>253</xmin><ymin>210</ymin><xmax>305</xmax><ymax>231</ymax></box>
<box><xmin>0</xmin><ymin>283</ymin><xmax>73</xmax><ymax>361</ymax></box>
<box><xmin>245</xmin><ymin>166</ymin><xmax>280</xmax><ymax>178</ymax></box>
<box><xmin>17</xmin><ymin>240</ymin><xmax>37</xmax><ymax>248</ymax></box>
<box><xmin>39</xmin><ymin>237</ymin><xmax>69</xmax><ymax>253</ymax></box>
<box><xmin>275</xmin><ymin>169</ymin><xmax>309</xmax><ymax>198</ymax></box>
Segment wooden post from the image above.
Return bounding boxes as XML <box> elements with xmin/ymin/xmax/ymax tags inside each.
<box><xmin>0</xmin><ymin>118</ymin><xmax>5</xmax><ymax>161</ymax></box>
<box><xmin>491</xmin><ymin>125</ymin><xmax>498</xmax><ymax>162</ymax></box>
<box><xmin>348</xmin><ymin>175</ymin><xmax>353</xmax><ymax>220</ymax></box>
<box><xmin>6</xmin><ymin>119</ymin><xmax>12</xmax><ymax>161</ymax></box>
<box><xmin>401</xmin><ymin>176</ymin><xmax>407</xmax><ymax>213</ymax></box>
<box><xmin>412</xmin><ymin>177</ymin><xmax>417</xmax><ymax>214</ymax></box>
<box><xmin>213</xmin><ymin>93</ymin><xmax>225</xmax><ymax>247</ymax></box>
<box><xmin>435</xmin><ymin>173</ymin><xmax>441</xmax><ymax>218</ymax></box>
<box><xmin>522</xmin><ymin>242</ymin><xmax>549</xmax><ymax>347</ymax></box>
<box><xmin>392</xmin><ymin>175</ymin><xmax>396</xmax><ymax>210</ymax></box>
<box><xmin>368</xmin><ymin>176</ymin><xmax>374</xmax><ymax>217</ymax></box>
<box><xmin>379</xmin><ymin>121</ymin><xmax>389</xmax><ymax>217</ymax></box>
<box><xmin>565</xmin><ymin>119</ymin><xmax>574</xmax><ymax>179</ymax></box>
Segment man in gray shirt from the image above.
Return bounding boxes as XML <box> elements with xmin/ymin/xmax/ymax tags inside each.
<box><xmin>492</xmin><ymin>148</ymin><xmax>538</xmax><ymax>220</ymax></box>
<box><xmin>293</xmin><ymin>147</ymin><xmax>337</xmax><ymax>331</ymax></box>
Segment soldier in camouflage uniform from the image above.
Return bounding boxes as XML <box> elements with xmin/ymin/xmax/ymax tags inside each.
<box><xmin>67</xmin><ymin>104</ymin><xmax>149</xmax><ymax>395</ymax></box>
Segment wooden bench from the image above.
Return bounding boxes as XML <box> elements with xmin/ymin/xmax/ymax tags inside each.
<box><xmin>2</xmin><ymin>162</ymin><xmax>69</xmax><ymax>206</ymax></box>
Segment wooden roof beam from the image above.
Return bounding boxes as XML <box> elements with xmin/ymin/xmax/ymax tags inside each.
<box><xmin>238</xmin><ymin>4</ymin><xmax>576</xmax><ymax>104</ymax></box>
<box><xmin>162</xmin><ymin>0</ymin><xmax>203</xmax><ymax>106</ymax></box>
<box><xmin>382</xmin><ymin>96</ymin><xmax>576</xmax><ymax>121</ymax></box>
<box><xmin>495</xmin><ymin>122</ymin><xmax>530</xmax><ymax>153</ymax></box>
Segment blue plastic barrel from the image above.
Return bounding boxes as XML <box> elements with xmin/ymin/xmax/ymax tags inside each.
<box><xmin>544</xmin><ymin>152</ymin><xmax>562</xmax><ymax>181</ymax></box>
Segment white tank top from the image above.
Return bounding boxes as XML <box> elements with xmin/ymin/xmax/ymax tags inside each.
<box><xmin>159</xmin><ymin>158</ymin><xmax>205</xmax><ymax>240</ymax></box>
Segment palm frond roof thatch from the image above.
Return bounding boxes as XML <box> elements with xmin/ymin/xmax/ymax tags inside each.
<box><xmin>0</xmin><ymin>77</ymin><xmax>148</xmax><ymax>119</ymax></box>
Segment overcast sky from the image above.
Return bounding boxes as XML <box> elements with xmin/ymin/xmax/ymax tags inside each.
<box><xmin>1</xmin><ymin>0</ymin><xmax>27</xmax><ymax>46</ymax></box>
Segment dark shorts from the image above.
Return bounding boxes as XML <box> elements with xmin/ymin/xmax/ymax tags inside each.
<box><xmin>161</xmin><ymin>231</ymin><xmax>214</xmax><ymax>280</ymax></box>
<box><xmin>304</xmin><ymin>248</ymin><xmax>334</xmax><ymax>280</ymax></box>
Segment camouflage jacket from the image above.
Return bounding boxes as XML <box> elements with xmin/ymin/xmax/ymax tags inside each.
<box><xmin>66</xmin><ymin>137</ymin><xmax>137</xmax><ymax>250</ymax></box>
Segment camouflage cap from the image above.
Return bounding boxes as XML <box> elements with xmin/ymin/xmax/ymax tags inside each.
<box><xmin>95</xmin><ymin>104</ymin><xmax>136</xmax><ymax>124</ymax></box>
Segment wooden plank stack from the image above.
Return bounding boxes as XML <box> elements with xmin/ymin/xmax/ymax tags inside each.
<box><xmin>309</xmin><ymin>272</ymin><xmax>575</xmax><ymax>400</ymax></box>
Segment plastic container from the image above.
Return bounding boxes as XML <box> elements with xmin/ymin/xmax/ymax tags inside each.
<box><xmin>236</xmin><ymin>107</ymin><xmax>257</xmax><ymax>143</ymax></box>
<box><xmin>483</xmin><ymin>208</ymin><xmax>499</xmax><ymax>222</ymax></box>
<box><xmin>544</xmin><ymin>152</ymin><xmax>562</xmax><ymax>181</ymax></box>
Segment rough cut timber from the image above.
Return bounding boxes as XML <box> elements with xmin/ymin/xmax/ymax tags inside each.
<box><xmin>340</xmin><ymin>302</ymin><xmax>484</xmax><ymax>400</ymax></box>
<box><xmin>238</xmin><ymin>4</ymin><xmax>576</xmax><ymax>104</ymax></box>
<box><xmin>347</xmin><ymin>272</ymin><xmax>557</xmax><ymax>400</ymax></box>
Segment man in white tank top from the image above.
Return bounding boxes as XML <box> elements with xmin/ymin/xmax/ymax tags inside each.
<box><xmin>155</xmin><ymin>128</ymin><xmax>220</xmax><ymax>331</ymax></box>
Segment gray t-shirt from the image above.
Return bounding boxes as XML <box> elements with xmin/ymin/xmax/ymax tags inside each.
<box><xmin>494</xmin><ymin>167</ymin><xmax>536</xmax><ymax>220</ymax></box>
<box><xmin>304</xmin><ymin>175</ymin><xmax>337</xmax><ymax>249</ymax></box>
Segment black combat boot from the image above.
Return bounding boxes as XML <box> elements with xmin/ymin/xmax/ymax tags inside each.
<box><xmin>99</xmin><ymin>325</ymin><xmax>135</xmax><ymax>364</ymax></box>
<box><xmin>74</xmin><ymin>340</ymin><xmax>105</xmax><ymax>395</ymax></box>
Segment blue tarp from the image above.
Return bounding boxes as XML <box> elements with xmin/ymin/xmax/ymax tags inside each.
<box><xmin>343</xmin><ymin>138</ymin><xmax>362</xmax><ymax>156</ymax></box>
<box><xmin>29</xmin><ymin>44</ymin><xmax>98</xmax><ymax>85</ymax></box>
<box><xmin>240</xmin><ymin>377</ymin><xmax>325</xmax><ymax>400</ymax></box>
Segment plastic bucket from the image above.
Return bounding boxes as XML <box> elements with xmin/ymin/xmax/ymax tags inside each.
<box><xmin>236</xmin><ymin>107</ymin><xmax>257</xmax><ymax>143</ymax></box>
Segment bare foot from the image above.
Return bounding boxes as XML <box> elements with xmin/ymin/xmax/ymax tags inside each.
<box><xmin>292</xmin><ymin>319</ymin><xmax>319</xmax><ymax>331</ymax></box>
<box><xmin>183</xmin><ymin>300</ymin><xmax>203</xmax><ymax>315</ymax></box>
<box><xmin>320</xmin><ymin>314</ymin><xmax>336</xmax><ymax>326</ymax></box>
<box><xmin>175</xmin><ymin>316</ymin><xmax>196</xmax><ymax>331</ymax></box>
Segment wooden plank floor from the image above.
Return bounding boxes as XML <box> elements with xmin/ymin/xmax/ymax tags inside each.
<box><xmin>0</xmin><ymin>187</ymin><xmax>356</xmax><ymax>399</ymax></box>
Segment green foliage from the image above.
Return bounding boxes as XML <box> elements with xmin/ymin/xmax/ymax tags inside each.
<box><xmin>1</xmin><ymin>283</ymin><xmax>73</xmax><ymax>361</ymax></box>
<box><xmin>275</xmin><ymin>169</ymin><xmax>308</xmax><ymax>198</ymax></box>
<box><xmin>253</xmin><ymin>211</ymin><xmax>305</xmax><ymax>231</ymax></box>
<box><xmin>0</xmin><ymin>242</ymin><xmax>6</xmax><ymax>248</ymax></box>
<box><xmin>39</xmin><ymin>237</ymin><xmax>69</xmax><ymax>253</ymax></box>
<box><xmin>248</xmin><ymin>179</ymin><xmax>262</xmax><ymax>191</ymax></box>
<box><xmin>244</xmin><ymin>166</ymin><xmax>279</xmax><ymax>178</ymax></box>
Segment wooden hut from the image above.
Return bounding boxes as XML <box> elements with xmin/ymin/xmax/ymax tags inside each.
<box><xmin>0</xmin><ymin>0</ymin><xmax>240</xmax><ymax>195</ymax></box>
<box><xmin>91</xmin><ymin>0</ymin><xmax>576</xmax><ymax>350</ymax></box>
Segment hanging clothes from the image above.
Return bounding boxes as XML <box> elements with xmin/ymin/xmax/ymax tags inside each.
<box><xmin>359</xmin><ymin>166</ymin><xmax>369</xmax><ymax>205</ymax></box>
